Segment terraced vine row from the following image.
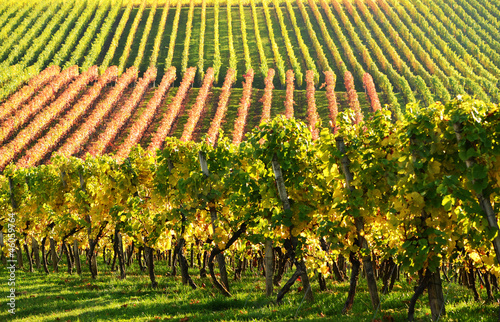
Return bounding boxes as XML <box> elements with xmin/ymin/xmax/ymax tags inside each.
<box><xmin>0</xmin><ymin>1</ymin><xmax>498</xmax><ymax>105</ymax></box>
<box><xmin>0</xmin><ymin>66</ymin><xmax>378</xmax><ymax>170</ymax></box>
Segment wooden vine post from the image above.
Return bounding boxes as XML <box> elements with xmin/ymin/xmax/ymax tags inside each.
<box><xmin>198</xmin><ymin>151</ymin><xmax>230</xmax><ymax>293</ymax></box>
<box><xmin>80</xmin><ymin>170</ymin><xmax>96</xmax><ymax>278</ymax></box>
<box><xmin>31</xmin><ymin>236</ymin><xmax>41</xmax><ymax>270</ymax></box>
<box><xmin>8</xmin><ymin>177</ymin><xmax>23</xmax><ymax>269</ymax></box>
<box><xmin>40</xmin><ymin>235</ymin><xmax>49</xmax><ymax>274</ymax></box>
<box><xmin>265</xmin><ymin>239</ymin><xmax>273</xmax><ymax>296</ymax></box>
<box><xmin>167</xmin><ymin>159</ymin><xmax>197</xmax><ymax>289</ymax></box>
<box><xmin>79</xmin><ymin>169</ymin><xmax>107</xmax><ymax>279</ymax></box>
<box><xmin>114</xmin><ymin>227</ymin><xmax>126</xmax><ymax>280</ymax></box>
<box><xmin>144</xmin><ymin>242</ymin><xmax>158</xmax><ymax>288</ymax></box>
<box><xmin>172</xmin><ymin>210</ymin><xmax>197</xmax><ymax>289</ymax></box>
<box><xmin>50</xmin><ymin>237</ymin><xmax>58</xmax><ymax>273</ymax></box>
<box><xmin>407</xmin><ymin>133</ymin><xmax>445</xmax><ymax>321</ymax></box>
<box><xmin>0</xmin><ymin>226</ymin><xmax>5</xmax><ymax>266</ymax></box>
<box><xmin>448</xmin><ymin>114</ymin><xmax>500</xmax><ymax>320</ymax></box>
<box><xmin>453</xmin><ymin>123</ymin><xmax>500</xmax><ymax>264</ymax></box>
<box><xmin>60</xmin><ymin>170</ymin><xmax>82</xmax><ymax>275</ymax></box>
<box><xmin>62</xmin><ymin>242</ymin><xmax>72</xmax><ymax>274</ymax></box>
<box><xmin>22</xmin><ymin>178</ymin><xmax>34</xmax><ymax>273</ymax></box>
<box><xmin>336</xmin><ymin>136</ymin><xmax>380</xmax><ymax>313</ymax></box>
<box><xmin>272</xmin><ymin>154</ymin><xmax>314</xmax><ymax>303</ymax></box>
<box><xmin>73</xmin><ymin>239</ymin><xmax>81</xmax><ymax>275</ymax></box>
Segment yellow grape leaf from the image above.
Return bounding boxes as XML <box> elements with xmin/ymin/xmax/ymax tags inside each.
<box><xmin>393</xmin><ymin>199</ymin><xmax>404</xmax><ymax>212</ymax></box>
<box><xmin>217</xmin><ymin>241</ymin><xmax>226</xmax><ymax>249</ymax></box>
<box><xmin>482</xmin><ymin>254</ymin><xmax>494</xmax><ymax>267</ymax></box>
<box><xmin>332</xmin><ymin>188</ymin><xmax>343</xmax><ymax>200</ymax></box>
<box><xmin>371</xmin><ymin>189</ymin><xmax>382</xmax><ymax>199</ymax></box>
<box><xmin>348</xmin><ymin>245</ymin><xmax>360</xmax><ymax>253</ymax></box>
<box><xmin>261</xmin><ymin>199</ymin><xmax>272</xmax><ymax>209</ymax></box>
<box><xmin>323</xmin><ymin>164</ymin><xmax>339</xmax><ymax>183</ymax></box>
<box><xmin>400</xmin><ymin>208</ymin><xmax>410</xmax><ymax>217</ymax></box>
<box><xmin>491</xmin><ymin>267</ymin><xmax>500</xmax><ymax>278</ymax></box>
<box><xmin>410</xmin><ymin>192</ymin><xmax>424</xmax><ymax>207</ymax></box>
<box><xmin>199</xmin><ymin>210</ymin><xmax>208</xmax><ymax>219</ymax></box>
<box><xmin>214</xmin><ymin>227</ymin><xmax>223</xmax><ymax>237</ymax></box>
<box><xmin>469</xmin><ymin>251</ymin><xmax>481</xmax><ymax>263</ymax></box>
<box><xmin>428</xmin><ymin>160</ymin><xmax>441</xmax><ymax>176</ymax></box>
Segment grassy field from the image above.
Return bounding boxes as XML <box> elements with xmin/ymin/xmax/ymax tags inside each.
<box><xmin>2</xmin><ymin>0</ymin><xmax>500</xmax><ymax>105</ymax></box>
<box><xmin>1</xmin><ymin>255</ymin><xmax>498</xmax><ymax>322</ymax></box>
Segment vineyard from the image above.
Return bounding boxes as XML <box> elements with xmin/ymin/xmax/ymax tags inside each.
<box><xmin>1</xmin><ymin>0</ymin><xmax>500</xmax><ymax>321</ymax></box>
